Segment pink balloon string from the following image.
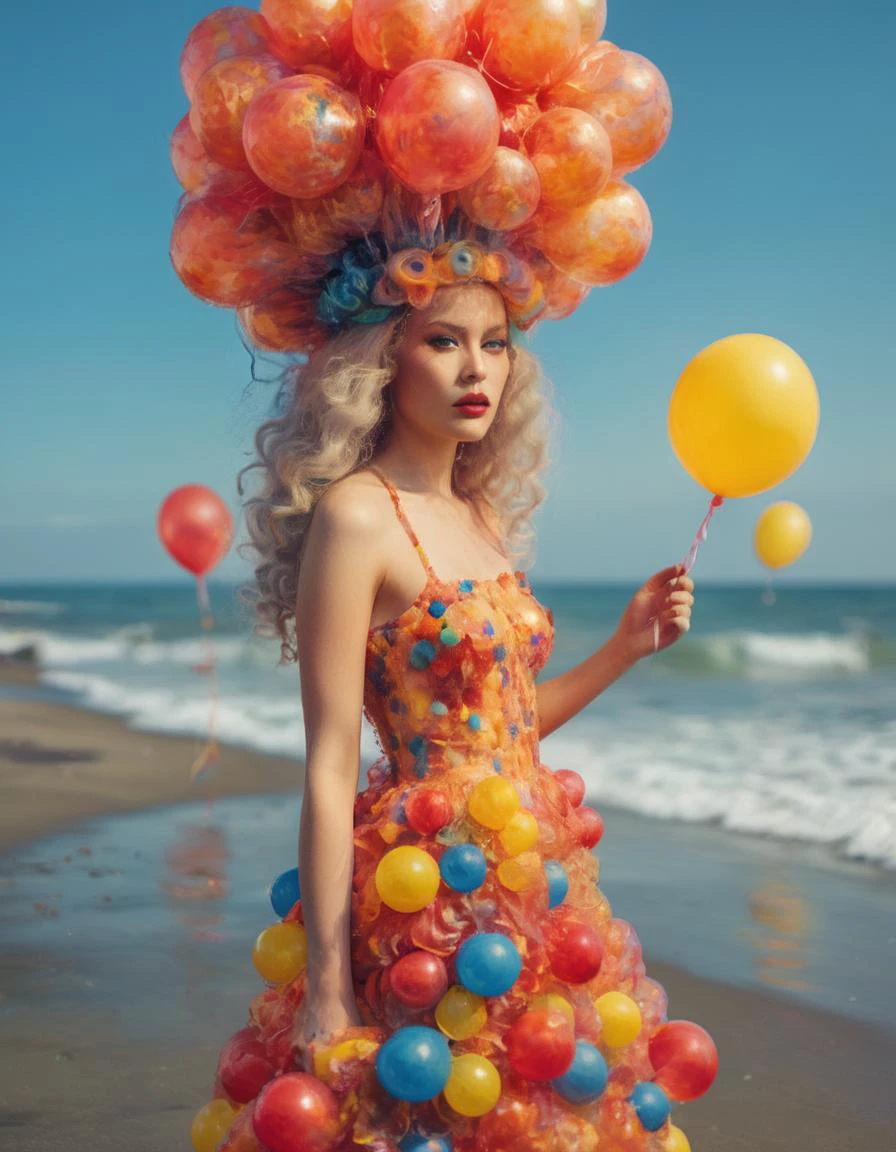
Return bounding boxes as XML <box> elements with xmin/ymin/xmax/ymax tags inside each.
<box><xmin>651</xmin><ymin>494</ymin><xmax>725</xmax><ymax>653</ymax></box>
<box><xmin>190</xmin><ymin>574</ymin><xmax>221</xmax><ymax>783</ymax></box>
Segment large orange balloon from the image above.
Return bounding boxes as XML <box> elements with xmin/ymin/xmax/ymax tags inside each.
<box><xmin>190</xmin><ymin>54</ymin><xmax>290</xmax><ymax>171</ymax></box>
<box><xmin>586</xmin><ymin>50</ymin><xmax>673</xmax><ymax>174</ymax></box>
<box><xmin>376</xmin><ymin>61</ymin><xmax>500</xmax><ymax>194</ymax></box>
<box><xmin>543</xmin><ymin>39</ymin><xmax>626</xmax><ymax>109</ymax></box>
<box><xmin>534</xmin><ymin>179</ymin><xmax>652</xmax><ymax>285</ymax></box>
<box><xmin>576</xmin><ymin>0</ymin><xmax>607</xmax><ymax>42</ymax></box>
<box><xmin>158</xmin><ymin>486</ymin><xmax>233</xmax><ymax>577</ymax></box>
<box><xmin>458</xmin><ymin>147</ymin><xmax>541</xmax><ymax>230</ymax></box>
<box><xmin>668</xmin><ymin>335</ymin><xmax>820</xmax><ymax>498</ymax></box>
<box><xmin>754</xmin><ymin>502</ymin><xmax>813</xmax><ymax>569</ymax></box>
<box><xmin>180</xmin><ymin>7</ymin><xmax>274</xmax><ymax>101</ymax></box>
<box><xmin>523</xmin><ymin>107</ymin><xmax>612</xmax><ymax>208</ymax></box>
<box><xmin>480</xmin><ymin>0</ymin><xmax>581</xmax><ymax>91</ymax></box>
<box><xmin>353</xmin><ymin>0</ymin><xmax>466</xmax><ymax>74</ymax></box>
<box><xmin>170</xmin><ymin>115</ymin><xmax>227</xmax><ymax>192</ymax></box>
<box><xmin>260</xmin><ymin>0</ymin><xmax>353</xmax><ymax>70</ymax></box>
<box><xmin>243</xmin><ymin>75</ymin><xmax>365</xmax><ymax>199</ymax></box>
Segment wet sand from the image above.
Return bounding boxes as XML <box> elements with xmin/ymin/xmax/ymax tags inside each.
<box><xmin>1</xmin><ymin>681</ymin><xmax>894</xmax><ymax>1151</ymax></box>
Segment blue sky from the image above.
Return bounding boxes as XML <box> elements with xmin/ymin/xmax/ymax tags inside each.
<box><xmin>2</xmin><ymin>1</ymin><xmax>893</xmax><ymax>583</ymax></box>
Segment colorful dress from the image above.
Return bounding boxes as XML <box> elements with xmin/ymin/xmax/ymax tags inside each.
<box><xmin>204</xmin><ymin>468</ymin><xmax>713</xmax><ymax>1152</ymax></box>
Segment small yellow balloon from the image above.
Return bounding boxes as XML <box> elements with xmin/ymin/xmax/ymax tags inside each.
<box><xmin>375</xmin><ymin>845</ymin><xmax>441</xmax><ymax>912</ymax></box>
<box><xmin>754</xmin><ymin>501</ymin><xmax>812</xmax><ymax>569</ymax></box>
<box><xmin>499</xmin><ymin>809</ymin><xmax>539</xmax><ymax>855</ymax></box>
<box><xmin>435</xmin><ymin>985</ymin><xmax>488</xmax><ymax>1039</ymax></box>
<box><xmin>530</xmin><ymin>993</ymin><xmax>575</xmax><ymax>1024</ymax></box>
<box><xmin>191</xmin><ymin>1099</ymin><xmax>237</xmax><ymax>1152</ymax></box>
<box><xmin>468</xmin><ymin>776</ymin><xmax>520</xmax><ymax>830</ymax></box>
<box><xmin>443</xmin><ymin>1053</ymin><xmax>502</xmax><ymax>1116</ymax></box>
<box><xmin>594</xmin><ymin>991</ymin><xmax>642</xmax><ymax>1047</ymax></box>
<box><xmin>252</xmin><ymin>921</ymin><xmax>308</xmax><ymax>984</ymax></box>
<box><xmin>668</xmin><ymin>334</ymin><xmax>819</xmax><ymax>498</ymax></box>
<box><xmin>665</xmin><ymin>1124</ymin><xmax>692</xmax><ymax>1152</ymax></box>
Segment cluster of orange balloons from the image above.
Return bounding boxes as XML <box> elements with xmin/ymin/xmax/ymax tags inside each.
<box><xmin>169</xmin><ymin>1</ymin><xmax>673</xmax><ymax>353</ymax></box>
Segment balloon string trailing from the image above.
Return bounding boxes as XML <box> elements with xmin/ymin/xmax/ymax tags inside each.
<box><xmin>190</xmin><ymin>574</ymin><xmax>221</xmax><ymax>783</ymax></box>
<box><xmin>651</xmin><ymin>494</ymin><xmax>725</xmax><ymax>654</ymax></box>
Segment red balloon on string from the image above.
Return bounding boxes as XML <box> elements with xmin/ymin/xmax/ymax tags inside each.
<box><xmin>158</xmin><ymin>485</ymin><xmax>233</xmax><ymax>575</ymax></box>
<box><xmin>649</xmin><ymin>1020</ymin><xmax>719</xmax><ymax>1101</ymax></box>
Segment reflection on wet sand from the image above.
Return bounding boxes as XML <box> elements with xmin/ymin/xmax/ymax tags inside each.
<box><xmin>746</xmin><ymin>876</ymin><xmax>813</xmax><ymax>993</ymax></box>
<box><xmin>162</xmin><ymin>821</ymin><xmax>230</xmax><ymax>941</ymax></box>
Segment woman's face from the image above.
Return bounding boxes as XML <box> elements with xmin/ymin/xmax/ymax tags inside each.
<box><xmin>389</xmin><ymin>282</ymin><xmax>511</xmax><ymax>444</ymax></box>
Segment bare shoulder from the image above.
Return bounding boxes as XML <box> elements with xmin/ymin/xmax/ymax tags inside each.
<box><xmin>310</xmin><ymin>470</ymin><xmax>388</xmax><ymax>542</ymax></box>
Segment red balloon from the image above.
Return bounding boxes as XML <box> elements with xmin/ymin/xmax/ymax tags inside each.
<box><xmin>253</xmin><ymin>1073</ymin><xmax>344</xmax><ymax>1152</ymax></box>
<box><xmin>404</xmin><ymin>788</ymin><xmax>453</xmax><ymax>835</ymax></box>
<box><xmin>554</xmin><ymin>768</ymin><xmax>585</xmax><ymax>808</ymax></box>
<box><xmin>158</xmin><ymin>486</ymin><xmax>233</xmax><ymax>576</ymax></box>
<box><xmin>217</xmin><ymin>1027</ymin><xmax>277</xmax><ymax>1104</ymax></box>
<box><xmin>389</xmin><ymin>950</ymin><xmax>449</xmax><ymax>1009</ymax></box>
<box><xmin>649</xmin><ymin>1020</ymin><xmax>719</xmax><ymax>1101</ymax></box>
<box><xmin>506</xmin><ymin>1009</ymin><xmax>576</xmax><ymax>1080</ymax></box>
<box><xmin>577</xmin><ymin>805</ymin><xmax>604</xmax><ymax>848</ymax></box>
<box><xmin>548</xmin><ymin>918</ymin><xmax>603</xmax><ymax>983</ymax></box>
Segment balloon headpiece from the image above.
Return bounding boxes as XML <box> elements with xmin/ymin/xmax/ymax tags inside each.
<box><xmin>170</xmin><ymin>2</ymin><xmax>672</xmax><ymax>356</ymax></box>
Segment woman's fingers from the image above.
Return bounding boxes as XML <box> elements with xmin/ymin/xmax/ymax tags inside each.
<box><xmin>667</xmin><ymin>590</ymin><xmax>694</xmax><ymax>607</ymax></box>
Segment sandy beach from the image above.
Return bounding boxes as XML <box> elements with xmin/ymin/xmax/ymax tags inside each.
<box><xmin>1</xmin><ymin>673</ymin><xmax>894</xmax><ymax>1152</ymax></box>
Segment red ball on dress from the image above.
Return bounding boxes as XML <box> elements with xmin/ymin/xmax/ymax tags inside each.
<box><xmin>548</xmin><ymin>918</ymin><xmax>603</xmax><ymax>983</ymax></box>
<box><xmin>389</xmin><ymin>951</ymin><xmax>449</xmax><ymax>1010</ymax></box>
<box><xmin>253</xmin><ymin>1073</ymin><xmax>344</xmax><ymax>1152</ymax></box>
<box><xmin>577</xmin><ymin>805</ymin><xmax>604</xmax><ymax>848</ymax></box>
<box><xmin>554</xmin><ymin>768</ymin><xmax>585</xmax><ymax>808</ymax></box>
<box><xmin>649</xmin><ymin>1020</ymin><xmax>719</xmax><ymax>1101</ymax></box>
<box><xmin>404</xmin><ymin>788</ymin><xmax>452</xmax><ymax>835</ymax></box>
<box><xmin>505</xmin><ymin>1008</ymin><xmax>576</xmax><ymax>1080</ymax></box>
<box><xmin>217</xmin><ymin>1027</ymin><xmax>277</xmax><ymax>1104</ymax></box>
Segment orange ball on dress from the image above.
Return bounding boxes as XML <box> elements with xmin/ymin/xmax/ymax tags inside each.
<box><xmin>480</xmin><ymin>0</ymin><xmax>581</xmax><ymax>92</ymax></box>
<box><xmin>353</xmin><ymin>0</ymin><xmax>466</xmax><ymax>74</ymax></box>
<box><xmin>190</xmin><ymin>54</ymin><xmax>290</xmax><ymax>170</ymax></box>
<box><xmin>243</xmin><ymin>75</ymin><xmax>365</xmax><ymax>199</ymax></box>
<box><xmin>523</xmin><ymin>106</ymin><xmax>612</xmax><ymax>208</ymax></box>
<box><xmin>458</xmin><ymin>147</ymin><xmax>541</xmax><ymax>231</ymax></box>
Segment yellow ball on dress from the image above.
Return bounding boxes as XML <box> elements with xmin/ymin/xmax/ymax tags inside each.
<box><xmin>530</xmin><ymin>993</ymin><xmax>575</xmax><ymax>1024</ymax></box>
<box><xmin>435</xmin><ymin>985</ymin><xmax>488</xmax><ymax>1040</ymax></box>
<box><xmin>443</xmin><ymin>1053</ymin><xmax>502</xmax><ymax>1116</ymax></box>
<box><xmin>191</xmin><ymin>1099</ymin><xmax>237</xmax><ymax>1152</ymax></box>
<box><xmin>375</xmin><ymin>845</ymin><xmax>441</xmax><ymax>912</ymax></box>
<box><xmin>665</xmin><ymin>1124</ymin><xmax>692</xmax><ymax>1152</ymax></box>
<box><xmin>499</xmin><ymin>809</ymin><xmax>539</xmax><ymax>854</ymax></box>
<box><xmin>497</xmin><ymin>853</ymin><xmax>541</xmax><ymax>892</ymax></box>
<box><xmin>468</xmin><ymin>776</ymin><xmax>520</xmax><ymax>830</ymax></box>
<box><xmin>594</xmin><ymin>991</ymin><xmax>642</xmax><ymax>1047</ymax></box>
<box><xmin>252</xmin><ymin>921</ymin><xmax>308</xmax><ymax>984</ymax></box>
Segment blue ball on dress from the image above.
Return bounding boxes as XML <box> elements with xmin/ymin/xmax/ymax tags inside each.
<box><xmin>399</xmin><ymin>1133</ymin><xmax>453</xmax><ymax>1152</ymax></box>
<box><xmin>440</xmin><ymin>844</ymin><xmax>487</xmax><ymax>893</ymax></box>
<box><xmin>269</xmin><ymin>867</ymin><xmax>301</xmax><ymax>917</ymax></box>
<box><xmin>410</xmin><ymin>639</ymin><xmax>437</xmax><ymax>669</ymax></box>
<box><xmin>629</xmin><ymin>1081</ymin><xmax>672</xmax><ymax>1131</ymax></box>
<box><xmin>544</xmin><ymin>860</ymin><xmax>569</xmax><ymax>908</ymax></box>
<box><xmin>376</xmin><ymin>1026</ymin><xmax>452</xmax><ymax>1102</ymax></box>
<box><xmin>552</xmin><ymin>1040</ymin><xmax>608</xmax><ymax>1103</ymax></box>
<box><xmin>456</xmin><ymin>932</ymin><xmax>522</xmax><ymax>996</ymax></box>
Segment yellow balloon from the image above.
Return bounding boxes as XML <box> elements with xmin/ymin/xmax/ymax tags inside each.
<box><xmin>754</xmin><ymin>501</ymin><xmax>812</xmax><ymax>569</ymax></box>
<box><xmin>252</xmin><ymin>921</ymin><xmax>308</xmax><ymax>984</ymax></box>
<box><xmin>468</xmin><ymin>776</ymin><xmax>520</xmax><ymax>830</ymax></box>
<box><xmin>435</xmin><ymin>985</ymin><xmax>488</xmax><ymax>1039</ymax></box>
<box><xmin>665</xmin><ymin>1124</ymin><xmax>692</xmax><ymax>1152</ymax></box>
<box><xmin>191</xmin><ymin>1099</ymin><xmax>237</xmax><ymax>1152</ymax></box>
<box><xmin>375</xmin><ymin>845</ymin><xmax>441</xmax><ymax>912</ymax></box>
<box><xmin>668</xmin><ymin>334</ymin><xmax>819</xmax><ymax>497</ymax></box>
<box><xmin>594</xmin><ymin>991</ymin><xmax>642</xmax><ymax>1047</ymax></box>
<box><xmin>443</xmin><ymin>1053</ymin><xmax>502</xmax><ymax>1116</ymax></box>
<box><xmin>499</xmin><ymin>809</ymin><xmax>539</xmax><ymax>855</ymax></box>
<box><xmin>530</xmin><ymin>993</ymin><xmax>575</xmax><ymax>1024</ymax></box>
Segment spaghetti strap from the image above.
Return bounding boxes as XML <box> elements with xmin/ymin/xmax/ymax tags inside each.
<box><xmin>367</xmin><ymin>466</ymin><xmax>438</xmax><ymax>583</ymax></box>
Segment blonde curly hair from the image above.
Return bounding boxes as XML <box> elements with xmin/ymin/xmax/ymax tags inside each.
<box><xmin>238</xmin><ymin>305</ymin><xmax>557</xmax><ymax>663</ymax></box>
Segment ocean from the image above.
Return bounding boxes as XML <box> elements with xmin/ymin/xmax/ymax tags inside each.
<box><xmin>2</xmin><ymin>580</ymin><xmax>894</xmax><ymax>873</ymax></box>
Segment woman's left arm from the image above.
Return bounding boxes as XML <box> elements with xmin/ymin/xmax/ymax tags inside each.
<box><xmin>535</xmin><ymin>565</ymin><xmax>695</xmax><ymax>740</ymax></box>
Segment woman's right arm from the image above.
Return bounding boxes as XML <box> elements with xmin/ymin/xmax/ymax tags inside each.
<box><xmin>293</xmin><ymin>479</ymin><xmax>385</xmax><ymax>1051</ymax></box>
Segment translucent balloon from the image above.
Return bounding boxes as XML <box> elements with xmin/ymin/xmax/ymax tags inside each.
<box><xmin>191</xmin><ymin>1099</ymin><xmax>237</xmax><ymax>1152</ymax></box>
<box><xmin>575</xmin><ymin>0</ymin><xmax>607</xmax><ymax>42</ymax></box>
<box><xmin>551</xmin><ymin>1039</ymin><xmax>608</xmax><ymax>1103</ymax></box>
<box><xmin>547</xmin><ymin>918</ymin><xmax>603</xmax><ymax>983</ymax></box>
<box><xmin>534</xmin><ymin>180</ymin><xmax>652</xmax><ymax>286</ymax></box>
<box><xmin>375</xmin><ymin>845</ymin><xmax>441</xmax><ymax>912</ymax></box>
<box><xmin>170</xmin><ymin>115</ymin><xmax>226</xmax><ymax>192</ymax></box>
<box><xmin>353</xmin><ymin>0</ymin><xmax>466</xmax><ymax>74</ymax></box>
<box><xmin>435</xmin><ymin>984</ymin><xmax>488</xmax><ymax>1039</ymax></box>
<box><xmin>260</xmin><ymin>0</ymin><xmax>353</xmax><ymax>70</ymax></box>
<box><xmin>543</xmin><ymin>40</ymin><xmax>626</xmax><ymax>112</ymax></box>
<box><xmin>443</xmin><ymin>1053</ymin><xmax>501</xmax><ymax>1116</ymax></box>
<box><xmin>594</xmin><ymin>991</ymin><xmax>642</xmax><ymax>1047</ymax></box>
<box><xmin>754</xmin><ymin>502</ymin><xmax>813</xmax><ymax>569</ymax></box>
<box><xmin>404</xmin><ymin>787</ymin><xmax>453</xmax><ymax>834</ymax></box>
<box><xmin>243</xmin><ymin>75</ymin><xmax>365</xmax><ymax>199</ymax></box>
<box><xmin>457</xmin><ymin>148</ymin><xmax>541</xmax><ymax>232</ymax></box>
<box><xmin>253</xmin><ymin>1072</ymin><xmax>344</xmax><ymax>1152</ymax></box>
<box><xmin>375</xmin><ymin>1026</ymin><xmax>453</xmax><ymax>1101</ymax></box>
<box><xmin>467</xmin><ymin>776</ymin><xmax>520</xmax><ymax>830</ymax></box>
<box><xmin>480</xmin><ymin>0</ymin><xmax>581</xmax><ymax>92</ymax></box>
<box><xmin>376</xmin><ymin>61</ymin><xmax>500</xmax><ymax>195</ymax></box>
<box><xmin>584</xmin><ymin>50</ymin><xmax>673</xmax><ymax>175</ymax></box>
<box><xmin>170</xmin><ymin>194</ymin><xmax>302</xmax><ymax>308</ymax></box>
<box><xmin>252</xmin><ymin>921</ymin><xmax>308</xmax><ymax>983</ymax></box>
<box><xmin>668</xmin><ymin>335</ymin><xmax>820</xmax><ymax>498</ymax></box>
<box><xmin>237</xmin><ymin>289</ymin><xmax>329</xmax><ymax>354</ymax></box>
<box><xmin>498</xmin><ymin>98</ymin><xmax>542</xmax><ymax>149</ymax></box>
<box><xmin>506</xmin><ymin>1008</ymin><xmax>576</xmax><ymax>1080</ymax></box>
<box><xmin>523</xmin><ymin>107</ymin><xmax>612</xmax><ymax>208</ymax></box>
<box><xmin>649</xmin><ymin>1020</ymin><xmax>719</xmax><ymax>1101</ymax></box>
<box><xmin>455</xmin><ymin>932</ymin><xmax>521</xmax><ymax>996</ymax></box>
<box><xmin>180</xmin><ymin>7</ymin><xmax>273</xmax><ymax>101</ymax></box>
<box><xmin>497</xmin><ymin>807</ymin><xmax>540</xmax><ymax>854</ymax></box>
<box><xmin>191</xmin><ymin>54</ymin><xmax>290</xmax><ymax>170</ymax></box>
<box><xmin>390</xmin><ymin>951</ymin><xmax>450</xmax><ymax>1009</ymax></box>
